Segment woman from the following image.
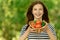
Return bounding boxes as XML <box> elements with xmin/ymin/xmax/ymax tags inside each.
<box><xmin>19</xmin><ymin>1</ymin><xmax>57</xmax><ymax>40</ymax></box>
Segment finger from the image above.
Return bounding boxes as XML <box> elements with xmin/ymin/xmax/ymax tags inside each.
<box><xmin>31</xmin><ymin>29</ymin><xmax>36</xmax><ymax>32</ymax></box>
<box><xmin>43</xmin><ymin>20</ymin><xmax>48</xmax><ymax>25</ymax></box>
<box><xmin>29</xmin><ymin>24</ymin><xmax>34</xmax><ymax>29</ymax></box>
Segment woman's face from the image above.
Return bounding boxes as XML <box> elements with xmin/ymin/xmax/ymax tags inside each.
<box><xmin>32</xmin><ymin>4</ymin><xmax>44</xmax><ymax>19</ymax></box>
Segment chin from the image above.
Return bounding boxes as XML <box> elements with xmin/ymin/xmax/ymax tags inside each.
<box><xmin>35</xmin><ymin>16</ymin><xmax>41</xmax><ymax>19</ymax></box>
<box><xmin>35</xmin><ymin>15</ymin><xmax>42</xmax><ymax>18</ymax></box>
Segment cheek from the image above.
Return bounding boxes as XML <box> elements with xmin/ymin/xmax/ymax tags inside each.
<box><xmin>32</xmin><ymin>10</ymin><xmax>36</xmax><ymax>15</ymax></box>
<box><xmin>40</xmin><ymin>10</ymin><xmax>44</xmax><ymax>15</ymax></box>
<box><xmin>40</xmin><ymin>9</ymin><xmax>44</xmax><ymax>13</ymax></box>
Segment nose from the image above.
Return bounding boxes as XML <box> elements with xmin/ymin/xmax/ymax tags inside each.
<box><xmin>37</xmin><ymin>10</ymin><xmax>40</xmax><ymax>14</ymax></box>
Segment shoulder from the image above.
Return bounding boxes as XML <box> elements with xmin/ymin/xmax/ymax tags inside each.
<box><xmin>47</xmin><ymin>23</ymin><xmax>56</xmax><ymax>36</ymax></box>
<box><xmin>48</xmin><ymin>23</ymin><xmax>55</xmax><ymax>29</ymax></box>
<box><xmin>20</xmin><ymin>24</ymin><xmax>28</xmax><ymax>36</ymax></box>
<box><xmin>21</xmin><ymin>24</ymin><xmax>28</xmax><ymax>30</ymax></box>
<box><xmin>22</xmin><ymin>24</ymin><xmax>28</xmax><ymax>28</ymax></box>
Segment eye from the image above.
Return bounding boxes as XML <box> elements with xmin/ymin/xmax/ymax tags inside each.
<box><xmin>34</xmin><ymin>8</ymin><xmax>37</xmax><ymax>11</ymax></box>
<box><xmin>39</xmin><ymin>8</ymin><xmax>43</xmax><ymax>10</ymax></box>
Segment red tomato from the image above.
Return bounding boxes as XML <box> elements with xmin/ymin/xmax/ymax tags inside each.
<box><xmin>30</xmin><ymin>20</ymin><xmax>42</xmax><ymax>28</ymax></box>
<box><xmin>35</xmin><ymin>20</ymin><xmax>42</xmax><ymax>28</ymax></box>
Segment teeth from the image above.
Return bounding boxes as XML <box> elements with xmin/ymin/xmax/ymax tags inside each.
<box><xmin>35</xmin><ymin>14</ymin><xmax>41</xmax><ymax>16</ymax></box>
<box><xmin>37</xmin><ymin>14</ymin><xmax>40</xmax><ymax>16</ymax></box>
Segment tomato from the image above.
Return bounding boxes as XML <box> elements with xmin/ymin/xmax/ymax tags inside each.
<box><xmin>35</xmin><ymin>24</ymin><xmax>42</xmax><ymax>28</ymax></box>
<box><xmin>34</xmin><ymin>20</ymin><xmax>42</xmax><ymax>28</ymax></box>
<box><xmin>30</xmin><ymin>20</ymin><xmax>44</xmax><ymax>28</ymax></box>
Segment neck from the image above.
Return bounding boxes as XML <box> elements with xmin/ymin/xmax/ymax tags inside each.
<box><xmin>34</xmin><ymin>17</ymin><xmax>42</xmax><ymax>22</ymax></box>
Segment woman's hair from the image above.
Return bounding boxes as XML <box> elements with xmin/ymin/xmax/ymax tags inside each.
<box><xmin>26</xmin><ymin>1</ymin><xmax>49</xmax><ymax>30</ymax></box>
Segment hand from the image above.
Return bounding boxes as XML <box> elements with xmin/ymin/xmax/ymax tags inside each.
<box><xmin>30</xmin><ymin>27</ymin><xmax>42</xmax><ymax>33</ymax></box>
<box><xmin>30</xmin><ymin>28</ymin><xmax>37</xmax><ymax>33</ymax></box>
<box><xmin>29</xmin><ymin>21</ymin><xmax>35</xmax><ymax>28</ymax></box>
<box><xmin>42</xmin><ymin>21</ymin><xmax>48</xmax><ymax>31</ymax></box>
<box><xmin>29</xmin><ymin>21</ymin><xmax>37</xmax><ymax>33</ymax></box>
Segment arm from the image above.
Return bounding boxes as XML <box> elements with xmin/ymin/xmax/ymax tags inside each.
<box><xmin>44</xmin><ymin>23</ymin><xmax>57</xmax><ymax>40</ymax></box>
<box><xmin>19</xmin><ymin>26</ymin><xmax>31</xmax><ymax>40</ymax></box>
<box><xmin>46</xmin><ymin>26</ymin><xmax>57</xmax><ymax>40</ymax></box>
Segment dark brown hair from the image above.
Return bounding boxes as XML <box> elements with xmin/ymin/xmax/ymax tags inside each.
<box><xmin>26</xmin><ymin>1</ymin><xmax>49</xmax><ymax>30</ymax></box>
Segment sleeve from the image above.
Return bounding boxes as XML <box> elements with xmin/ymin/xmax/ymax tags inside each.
<box><xmin>20</xmin><ymin>24</ymin><xmax>27</xmax><ymax>37</ymax></box>
<box><xmin>48</xmin><ymin>23</ymin><xmax>57</xmax><ymax>36</ymax></box>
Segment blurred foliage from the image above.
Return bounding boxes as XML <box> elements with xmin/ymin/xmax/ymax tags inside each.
<box><xmin>0</xmin><ymin>0</ymin><xmax>60</xmax><ymax>40</ymax></box>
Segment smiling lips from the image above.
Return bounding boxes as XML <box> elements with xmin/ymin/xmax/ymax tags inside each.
<box><xmin>35</xmin><ymin>13</ymin><xmax>41</xmax><ymax>16</ymax></box>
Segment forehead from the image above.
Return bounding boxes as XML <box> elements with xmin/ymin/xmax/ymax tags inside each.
<box><xmin>33</xmin><ymin>4</ymin><xmax>43</xmax><ymax>8</ymax></box>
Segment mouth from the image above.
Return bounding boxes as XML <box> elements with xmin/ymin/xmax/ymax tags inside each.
<box><xmin>35</xmin><ymin>14</ymin><xmax>41</xmax><ymax>16</ymax></box>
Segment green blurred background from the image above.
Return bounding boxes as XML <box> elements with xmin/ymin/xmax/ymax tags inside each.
<box><xmin>0</xmin><ymin>0</ymin><xmax>60</xmax><ymax>40</ymax></box>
